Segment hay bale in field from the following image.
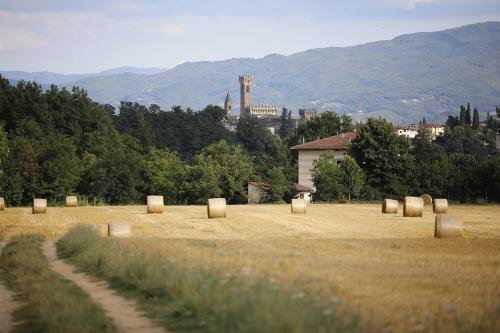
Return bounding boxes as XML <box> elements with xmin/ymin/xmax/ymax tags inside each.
<box><xmin>0</xmin><ymin>197</ymin><xmax>4</xmax><ymax>211</ymax></box>
<box><xmin>434</xmin><ymin>214</ymin><xmax>463</xmax><ymax>238</ymax></box>
<box><xmin>403</xmin><ymin>196</ymin><xmax>423</xmax><ymax>217</ymax></box>
<box><xmin>207</xmin><ymin>198</ymin><xmax>227</xmax><ymax>218</ymax></box>
<box><xmin>108</xmin><ymin>222</ymin><xmax>131</xmax><ymax>238</ymax></box>
<box><xmin>85</xmin><ymin>224</ymin><xmax>109</xmax><ymax>237</ymax></box>
<box><xmin>420</xmin><ymin>194</ymin><xmax>433</xmax><ymax>206</ymax></box>
<box><xmin>147</xmin><ymin>195</ymin><xmax>164</xmax><ymax>213</ymax></box>
<box><xmin>65</xmin><ymin>196</ymin><xmax>78</xmax><ymax>207</ymax></box>
<box><xmin>32</xmin><ymin>198</ymin><xmax>47</xmax><ymax>214</ymax></box>
<box><xmin>291</xmin><ymin>198</ymin><xmax>307</xmax><ymax>214</ymax></box>
<box><xmin>382</xmin><ymin>199</ymin><xmax>398</xmax><ymax>214</ymax></box>
<box><xmin>433</xmin><ymin>199</ymin><xmax>449</xmax><ymax>214</ymax></box>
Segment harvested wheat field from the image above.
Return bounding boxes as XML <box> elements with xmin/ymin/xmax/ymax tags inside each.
<box><xmin>1</xmin><ymin>203</ymin><xmax>500</xmax><ymax>332</ymax></box>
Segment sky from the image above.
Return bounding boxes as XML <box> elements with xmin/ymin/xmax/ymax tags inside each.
<box><xmin>1</xmin><ymin>0</ymin><xmax>500</xmax><ymax>74</ymax></box>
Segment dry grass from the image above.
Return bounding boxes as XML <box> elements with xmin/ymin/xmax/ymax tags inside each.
<box><xmin>1</xmin><ymin>203</ymin><xmax>500</xmax><ymax>332</ymax></box>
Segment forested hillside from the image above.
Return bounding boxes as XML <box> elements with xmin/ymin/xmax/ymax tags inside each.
<box><xmin>60</xmin><ymin>22</ymin><xmax>500</xmax><ymax>124</ymax></box>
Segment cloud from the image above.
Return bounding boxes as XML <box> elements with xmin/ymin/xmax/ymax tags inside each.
<box><xmin>0</xmin><ymin>28</ymin><xmax>46</xmax><ymax>52</ymax></box>
<box><xmin>160</xmin><ymin>23</ymin><xmax>184</xmax><ymax>35</ymax></box>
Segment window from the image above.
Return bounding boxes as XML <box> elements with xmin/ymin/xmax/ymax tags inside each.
<box><xmin>246</xmin><ymin>86</ymin><xmax>250</xmax><ymax>93</ymax></box>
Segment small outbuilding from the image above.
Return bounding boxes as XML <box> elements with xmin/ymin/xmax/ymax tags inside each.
<box><xmin>247</xmin><ymin>182</ymin><xmax>313</xmax><ymax>204</ymax></box>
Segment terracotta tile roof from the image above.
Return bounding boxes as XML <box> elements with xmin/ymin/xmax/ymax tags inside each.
<box><xmin>290</xmin><ymin>132</ymin><xmax>357</xmax><ymax>150</ymax></box>
<box><xmin>248</xmin><ymin>181</ymin><xmax>270</xmax><ymax>191</ymax></box>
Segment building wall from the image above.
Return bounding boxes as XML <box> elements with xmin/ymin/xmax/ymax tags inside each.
<box><xmin>249</xmin><ymin>104</ymin><xmax>278</xmax><ymax>117</ymax></box>
<box><xmin>297</xmin><ymin>149</ymin><xmax>345</xmax><ymax>190</ymax></box>
<box><xmin>299</xmin><ymin>108</ymin><xmax>317</xmax><ymax>122</ymax></box>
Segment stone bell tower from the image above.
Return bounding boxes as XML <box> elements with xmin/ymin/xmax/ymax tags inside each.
<box><xmin>239</xmin><ymin>74</ymin><xmax>252</xmax><ymax>116</ymax></box>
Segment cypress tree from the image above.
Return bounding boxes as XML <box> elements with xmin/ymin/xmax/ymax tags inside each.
<box><xmin>278</xmin><ymin>107</ymin><xmax>288</xmax><ymax>139</ymax></box>
<box><xmin>286</xmin><ymin>108</ymin><xmax>294</xmax><ymax>135</ymax></box>
<box><xmin>472</xmin><ymin>108</ymin><xmax>480</xmax><ymax>130</ymax></box>
<box><xmin>465</xmin><ymin>103</ymin><xmax>472</xmax><ymax>125</ymax></box>
<box><xmin>459</xmin><ymin>105</ymin><xmax>466</xmax><ymax>125</ymax></box>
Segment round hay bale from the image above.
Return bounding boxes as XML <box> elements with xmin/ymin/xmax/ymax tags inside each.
<box><xmin>85</xmin><ymin>224</ymin><xmax>109</xmax><ymax>237</ymax></box>
<box><xmin>0</xmin><ymin>197</ymin><xmax>4</xmax><ymax>211</ymax></box>
<box><xmin>433</xmin><ymin>198</ymin><xmax>449</xmax><ymax>214</ymax></box>
<box><xmin>291</xmin><ymin>198</ymin><xmax>307</xmax><ymax>214</ymax></box>
<box><xmin>382</xmin><ymin>199</ymin><xmax>398</xmax><ymax>214</ymax></box>
<box><xmin>207</xmin><ymin>198</ymin><xmax>227</xmax><ymax>218</ymax></box>
<box><xmin>32</xmin><ymin>198</ymin><xmax>47</xmax><ymax>214</ymax></box>
<box><xmin>434</xmin><ymin>214</ymin><xmax>463</xmax><ymax>238</ymax></box>
<box><xmin>65</xmin><ymin>196</ymin><xmax>78</xmax><ymax>207</ymax></box>
<box><xmin>108</xmin><ymin>222</ymin><xmax>131</xmax><ymax>238</ymax></box>
<box><xmin>403</xmin><ymin>196</ymin><xmax>423</xmax><ymax>217</ymax></box>
<box><xmin>147</xmin><ymin>195</ymin><xmax>164</xmax><ymax>213</ymax></box>
<box><xmin>420</xmin><ymin>194</ymin><xmax>433</xmax><ymax>206</ymax></box>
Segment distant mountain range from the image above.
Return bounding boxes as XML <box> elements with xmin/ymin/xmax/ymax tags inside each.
<box><xmin>0</xmin><ymin>66</ymin><xmax>168</xmax><ymax>85</ymax></box>
<box><xmin>2</xmin><ymin>22</ymin><xmax>500</xmax><ymax>124</ymax></box>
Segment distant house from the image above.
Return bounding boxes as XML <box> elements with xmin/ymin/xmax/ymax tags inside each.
<box><xmin>396</xmin><ymin>125</ymin><xmax>419</xmax><ymax>139</ymax></box>
<box><xmin>396</xmin><ymin>124</ymin><xmax>444</xmax><ymax>140</ymax></box>
<box><xmin>247</xmin><ymin>182</ymin><xmax>313</xmax><ymax>204</ymax></box>
<box><xmin>290</xmin><ymin>132</ymin><xmax>357</xmax><ymax>190</ymax></box>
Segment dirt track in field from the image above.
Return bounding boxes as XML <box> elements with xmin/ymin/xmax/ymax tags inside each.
<box><xmin>42</xmin><ymin>241</ymin><xmax>167</xmax><ymax>333</ymax></box>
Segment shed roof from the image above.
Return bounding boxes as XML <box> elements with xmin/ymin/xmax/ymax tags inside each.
<box><xmin>290</xmin><ymin>132</ymin><xmax>356</xmax><ymax>150</ymax></box>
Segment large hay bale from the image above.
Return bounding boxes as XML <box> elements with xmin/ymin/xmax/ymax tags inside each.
<box><xmin>434</xmin><ymin>214</ymin><xmax>463</xmax><ymax>238</ymax></box>
<box><xmin>32</xmin><ymin>198</ymin><xmax>47</xmax><ymax>214</ymax></box>
<box><xmin>108</xmin><ymin>222</ymin><xmax>131</xmax><ymax>238</ymax></box>
<box><xmin>403</xmin><ymin>196</ymin><xmax>423</xmax><ymax>217</ymax></box>
<box><xmin>0</xmin><ymin>197</ymin><xmax>4</xmax><ymax>211</ymax></box>
<box><xmin>420</xmin><ymin>194</ymin><xmax>433</xmax><ymax>206</ymax></box>
<box><xmin>65</xmin><ymin>196</ymin><xmax>78</xmax><ymax>207</ymax></box>
<box><xmin>207</xmin><ymin>198</ymin><xmax>227</xmax><ymax>218</ymax></box>
<box><xmin>147</xmin><ymin>195</ymin><xmax>164</xmax><ymax>213</ymax></box>
<box><xmin>382</xmin><ymin>199</ymin><xmax>398</xmax><ymax>214</ymax></box>
<box><xmin>433</xmin><ymin>199</ymin><xmax>449</xmax><ymax>214</ymax></box>
<box><xmin>291</xmin><ymin>198</ymin><xmax>307</xmax><ymax>214</ymax></box>
<box><xmin>85</xmin><ymin>224</ymin><xmax>109</xmax><ymax>237</ymax></box>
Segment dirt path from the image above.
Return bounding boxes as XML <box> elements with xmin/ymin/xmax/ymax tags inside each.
<box><xmin>42</xmin><ymin>241</ymin><xmax>168</xmax><ymax>333</ymax></box>
<box><xmin>0</xmin><ymin>241</ymin><xmax>21</xmax><ymax>333</ymax></box>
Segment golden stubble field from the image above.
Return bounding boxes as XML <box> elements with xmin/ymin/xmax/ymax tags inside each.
<box><xmin>1</xmin><ymin>203</ymin><xmax>500</xmax><ymax>332</ymax></box>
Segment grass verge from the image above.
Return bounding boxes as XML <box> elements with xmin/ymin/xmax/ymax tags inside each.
<box><xmin>57</xmin><ymin>226</ymin><xmax>360</xmax><ymax>333</ymax></box>
<box><xmin>0</xmin><ymin>234</ymin><xmax>117</xmax><ymax>333</ymax></box>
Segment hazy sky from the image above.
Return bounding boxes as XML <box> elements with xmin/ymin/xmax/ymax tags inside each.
<box><xmin>1</xmin><ymin>0</ymin><xmax>500</xmax><ymax>73</ymax></box>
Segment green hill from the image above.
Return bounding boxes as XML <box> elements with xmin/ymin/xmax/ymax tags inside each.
<box><xmin>7</xmin><ymin>22</ymin><xmax>500</xmax><ymax>124</ymax></box>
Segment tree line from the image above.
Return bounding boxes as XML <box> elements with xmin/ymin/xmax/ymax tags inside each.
<box><xmin>0</xmin><ymin>76</ymin><xmax>498</xmax><ymax>205</ymax></box>
<box><xmin>312</xmin><ymin>105</ymin><xmax>499</xmax><ymax>202</ymax></box>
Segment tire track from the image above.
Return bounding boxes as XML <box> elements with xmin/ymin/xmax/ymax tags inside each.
<box><xmin>42</xmin><ymin>241</ymin><xmax>168</xmax><ymax>333</ymax></box>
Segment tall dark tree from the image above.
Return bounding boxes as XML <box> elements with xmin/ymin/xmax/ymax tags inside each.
<box><xmin>486</xmin><ymin>112</ymin><xmax>496</xmax><ymax>131</ymax></box>
<box><xmin>278</xmin><ymin>107</ymin><xmax>289</xmax><ymax>139</ymax></box>
<box><xmin>465</xmin><ymin>102</ymin><xmax>472</xmax><ymax>125</ymax></box>
<box><xmin>446</xmin><ymin>115</ymin><xmax>459</xmax><ymax>129</ymax></box>
<box><xmin>459</xmin><ymin>105</ymin><xmax>466</xmax><ymax>125</ymax></box>
<box><xmin>472</xmin><ymin>108</ymin><xmax>480</xmax><ymax>131</ymax></box>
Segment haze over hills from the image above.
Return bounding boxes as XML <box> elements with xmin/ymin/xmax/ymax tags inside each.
<box><xmin>0</xmin><ymin>66</ymin><xmax>168</xmax><ymax>85</ymax></box>
<box><xmin>2</xmin><ymin>22</ymin><xmax>500</xmax><ymax>124</ymax></box>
